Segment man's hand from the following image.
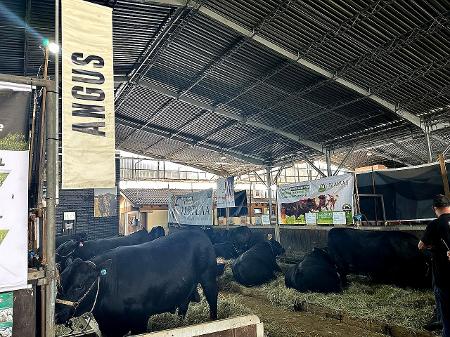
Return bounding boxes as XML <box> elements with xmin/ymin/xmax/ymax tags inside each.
<box><xmin>418</xmin><ymin>240</ymin><xmax>426</xmax><ymax>250</ymax></box>
<box><xmin>447</xmin><ymin>250</ymin><xmax>450</xmax><ymax>261</ymax></box>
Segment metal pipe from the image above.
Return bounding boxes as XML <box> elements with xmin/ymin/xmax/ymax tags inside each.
<box><xmin>44</xmin><ymin>90</ymin><xmax>57</xmax><ymax>337</ymax></box>
<box><xmin>425</xmin><ymin>126</ymin><xmax>433</xmax><ymax>163</ymax></box>
<box><xmin>55</xmin><ymin>0</ymin><xmax>60</xmax><ymax>205</ymax></box>
<box><xmin>326</xmin><ymin>149</ymin><xmax>332</xmax><ymax>176</ymax></box>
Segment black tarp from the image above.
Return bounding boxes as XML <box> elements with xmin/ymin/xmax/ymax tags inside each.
<box><xmin>357</xmin><ymin>163</ymin><xmax>450</xmax><ymax>221</ymax></box>
<box><xmin>217</xmin><ymin>190</ymin><xmax>248</xmax><ymax>217</ymax></box>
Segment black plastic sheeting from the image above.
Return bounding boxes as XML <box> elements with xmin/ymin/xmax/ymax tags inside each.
<box><xmin>217</xmin><ymin>190</ymin><xmax>248</xmax><ymax>217</ymax></box>
<box><xmin>357</xmin><ymin>163</ymin><xmax>450</xmax><ymax>221</ymax></box>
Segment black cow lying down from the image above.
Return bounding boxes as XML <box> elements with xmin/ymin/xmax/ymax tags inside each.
<box><xmin>328</xmin><ymin>228</ymin><xmax>430</xmax><ymax>288</ymax></box>
<box><xmin>213</xmin><ymin>242</ymin><xmax>239</xmax><ymax>259</ymax></box>
<box><xmin>56</xmin><ymin>227</ymin><xmax>165</xmax><ymax>271</ymax></box>
<box><xmin>232</xmin><ymin>237</ymin><xmax>285</xmax><ymax>287</ymax></box>
<box><xmin>285</xmin><ymin>248</ymin><xmax>342</xmax><ymax>293</ymax></box>
<box><xmin>55</xmin><ymin>230</ymin><xmax>217</xmax><ymax>337</ymax></box>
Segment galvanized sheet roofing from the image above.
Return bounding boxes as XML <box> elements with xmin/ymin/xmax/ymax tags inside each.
<box><xmin>1</xmin><ymin>0</ymin><xmax>449</xmax><ymax>174</ymax></box>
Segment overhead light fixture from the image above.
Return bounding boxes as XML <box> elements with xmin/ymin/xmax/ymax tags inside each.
<box><xmin>367</xmin><ymin>151</ymin><xmax>373</xmax><ymax>156</ymax></box>
<box><xmin>42</xmin><ymin>38</ymin><xmax>60</xmax><ymax>54</ymax></box>
<box><xmin>220</xmin><ymin>156</ymin><xmax>227</xmax><ymax>160</ymax></box>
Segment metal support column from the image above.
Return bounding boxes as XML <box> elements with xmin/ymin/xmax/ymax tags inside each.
<box><xmin>266</xmin><ymin>167</ymin><xmax>280</xmax><ymax>241</ymax></box>
<box><xmin>326</xmin><ymin>148</ymin><xmax>332</xmax><ymax>176</ymax></box>
<box><xmin>45</xmin><ymin>90</ymin><xmax>57</xmax><ymax>337</ymax></box>
<box><xmin>425</xmin><ymin>126</ymin><xmax>433</xmax><ymax>163</ymax></box>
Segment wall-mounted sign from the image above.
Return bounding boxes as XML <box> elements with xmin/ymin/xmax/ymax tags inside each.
<box><xmin>62</xmin><ymin>0</ymin><xmax>115</xmax><ymax>189</ymax></box>
<box><xmin>278</xmin><ymin>173</ymin><xmax>354</xmax><ymax>225</ymax></box>
<box><xmin>168</xmin><ymin>190</ymin><xmax>213</xmax><ymax>227</ymax></box>
<box><xmin>217</xmin><ymin>177</ymin><xmax>235</xmax><ymax>208</ymax></box>
<box><xmin>0</xmin><ymin>87</ymin><xmax>30</xmax><ymax>292</ymax></box>
<box><xmin>0</xmin><ymin>292</ymin><xmax>13</xmax><ymax>337</ymax></box>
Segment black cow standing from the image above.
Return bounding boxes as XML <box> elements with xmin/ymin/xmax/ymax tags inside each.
<box><xmin>232</xmin><ymin>238</ymin><xmax>285</xmax><ymax>287</ymax></box>
<box><xmin>328</xmin><ymin>228</ymin><xmax>430</xmax><ymax>288</ymax></box>
<box><xmin>56</xmin><ymin>232</ymin><xmax>88</xmax><ymax>249</ymax></box>
<box><xmin>56</xmin><ymin>228</ymin><xmax>164</xmax><ymax>271</ymax></box>
<box><xmin>285</xmin><ymin>248</ymin><xmax>342</xmax><ymax>293</ymax></box>
<box><xmin>55</xmin><ymin>230</ymin><xmax>218</xmax><ymax>337</ymax></box>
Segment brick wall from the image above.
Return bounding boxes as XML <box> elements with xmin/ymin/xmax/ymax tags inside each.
<box><xmin>55</xmin><ymin>158</ymin><xmax>120</xmax><ymax>240</ymax></box>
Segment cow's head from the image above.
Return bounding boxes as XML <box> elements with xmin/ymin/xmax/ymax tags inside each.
<box><xmin>55</xmin><ymin>240</ymin><xmax>83</xmax><ymax>271</ymax></box>
<box><xmin>267</xmin><ymin>236</ymin><xmax>285</xmax><ymax>257</ymax></box>
<box><xmin>149</xmin><ymin>226</ymin><xmax>165</xmax><ymax>241</ymax></box>
<box><xmin>55</xmin><ymin>258</ymin><xmax>109</xmax><ymax>324</ymax></box>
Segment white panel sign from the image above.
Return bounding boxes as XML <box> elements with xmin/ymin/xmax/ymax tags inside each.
<box><xmin>216</xmin><ymin>177</ymin><xmax>235</xmax><ymax>208</ymax></box>
<box><xmin>168</xmin><ymin>189</ymin><xmax>213</xmax><ymax>226</ymax></box>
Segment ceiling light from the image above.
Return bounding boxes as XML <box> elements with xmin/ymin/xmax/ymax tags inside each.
<box><xmin>367</xmin><ymin>151</ymin><xmax>373</xmax><ymax>156</ymax></box>
<box><xmin>42</xmin><ymin>38</ymin><xmax>60</xmax><ymax>54</ymax></box>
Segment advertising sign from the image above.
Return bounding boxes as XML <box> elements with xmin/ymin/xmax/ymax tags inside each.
<box><xmin>0</xmin><ymin>292</ymin><xmax>13</xmax><ymax>337</ymax></box>
<box><xmin>277</xmin><ymin>173</ymin><xmax>354</xmax><ymax>225</ymax></box>
<box><xmin>0</xmin><ymin>88</ymin><xmax>30</xmax><ymax>292</ymax></box>
<box><xmin>216</xmin><ymin>177</ymin><xmax>235</xmax><ymax>208</ymax></box>
<box><xmin>168</xmin><ymin>190</ymin><xmax>213</xmax><ymax>226</ymax></box>
<box><xmin>62</xmin><ymin>0</ymin><xmax>115</xmax><ymax>189</ymax></box>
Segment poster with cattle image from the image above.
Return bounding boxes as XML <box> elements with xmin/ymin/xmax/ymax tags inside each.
<box><xmin>0</xmin><ymin>87</ymin><xmax>30</xmax><ymax>293</ymax></box>
<box><xmin>168</xmin><ymin>189</ymin><xmax>213</xmax><ymax>227</ymax></box>
<box><xmin>277</xmin><ymin>173</ymin><xmax>354</xmax><ymax>225</ymax></box>
<box><xmin>94</xmin><ymin>188</ymin><xmax>117</xmax><ymax>217</ymax></box>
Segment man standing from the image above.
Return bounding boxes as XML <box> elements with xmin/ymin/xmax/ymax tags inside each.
<box><xmin>418</xmin><ymin>194</ymin><xmax>450</xmax><ymax>337</ymax></box>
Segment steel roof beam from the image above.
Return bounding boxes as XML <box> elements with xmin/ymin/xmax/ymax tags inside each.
<box><xmin>116</xmin><ymin>114</ymin><xmax>267</xmax><ymax>166</ymax></box>
<box><xmin>139</xmin><ymin>79</ymin><xmax>324</xmax><ymax>153</ymax></box>
<box><xmin>144</xmin><ymin>0</ymin><xmax>447</xmax><ymax>134</ymax></box>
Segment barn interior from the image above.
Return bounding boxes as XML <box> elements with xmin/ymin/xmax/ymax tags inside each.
<box><xmin>0</xmin><ymin>0</ymin><xmax>449</xmax><ymax>337</ymax></box>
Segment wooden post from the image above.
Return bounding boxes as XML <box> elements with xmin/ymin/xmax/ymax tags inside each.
<box><xmin>438</xmin><ymin>153</ymin><xmax>450</xmax><ymax>197</ymax></box>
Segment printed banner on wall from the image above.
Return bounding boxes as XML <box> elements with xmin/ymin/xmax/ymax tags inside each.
<box><xmin>62</xmin><ymin>0</ymin><xmax>115</xmax><ymax>189</ymax></box>
<box><xmin>216</xmin><ymin>177</ymin><xmax>235</xmax><ymax>208</ymax></box>
<box><xmin>168</xmin><ymin>190</ymin><xmax>213</xmax><ymax>226</ymax></box>
<box><xmin>277</xmin><ymin>173</ymin><xmax>354</xmax><ymax>225</ymax></box>
<box><xmin>94</xmin><ymin>188</ymin><xmax>117</xmax><ymax>218</ymax></box>
<box><xmin>0</xmin><ymin>292</ymin><xmax>13</xmax><ymax>337</ymax></box>
<box><xmin>0</xmin><ymin>87</ymin><xmax>30</xmax><ymax>293</ymax></box>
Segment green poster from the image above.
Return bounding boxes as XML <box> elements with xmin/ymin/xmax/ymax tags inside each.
<box><xmin>0</xmin><ymin>292</ymin><xmax>13</xmax><ymax>337</ymax></box>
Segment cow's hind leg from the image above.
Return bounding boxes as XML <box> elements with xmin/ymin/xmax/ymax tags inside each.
<box><xmin>200</xmin><ymin>269</ymin><xmax>218</xmax><ymax>320</ymax></box>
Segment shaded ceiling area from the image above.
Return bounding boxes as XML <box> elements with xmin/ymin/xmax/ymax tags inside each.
<box><xmin>1</xmin><ymin>0</ymin><xmax>449</xmax><ymax>175</ymax></box>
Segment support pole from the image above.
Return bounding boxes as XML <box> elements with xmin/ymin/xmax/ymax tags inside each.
<box><xmin>266</xmin><ymin>167</ymin><xmax>280</xmax><ymax>241</ymax></box>
<box><xmin>425</xmin><ymin>126</ymin><xmax>433</xmax><ymax>163</ymax></box>
<box><xmin>45</xmin><ymin>90</ymin><xmax>57</xmax><ymax>337</ymax></box>
<box><xmin>438</xmin><ymin>154</ymin><xmax>450</xmax><ymax>198</ymax></box>
<box><xmin>326</xmin><ymin>148</ymin><xmax>332</xmax><ymax>176</ymax></box>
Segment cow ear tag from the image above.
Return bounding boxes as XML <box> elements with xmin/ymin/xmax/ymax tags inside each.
<box><xmin>100</xmin><ymin>269</ymin><xmax>107</xmax><ymax>276</ymax></box>
<box><xmin>79</xmin><ymin>242</ymin><xmax>84</xmax><ymax>247</ymax></box>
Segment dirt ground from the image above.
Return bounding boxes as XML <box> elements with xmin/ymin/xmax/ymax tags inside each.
<box><xmin>222</xmin><ymin>292</ymin><xmax>387</xmax><ymax>337</ymax></box>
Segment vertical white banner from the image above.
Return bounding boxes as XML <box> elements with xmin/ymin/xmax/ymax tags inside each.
<box><xmin>62</xmin><ymin>0</ymin><xmax>115</xmax><ymax>189</ymax></box>
<box><xmin>0</xmin><ymin>152</ymin><xmax>28</xmax><ymax>292</ymax></box>
<box><xmin>216</xmin><ymin>177</ymin><xmax>235</xmax><ymax>208</ymax></box>
<box><xmin>0</xmin><ymin>87</ymin><xmax>30</xmax><ymax>293</ymax></box>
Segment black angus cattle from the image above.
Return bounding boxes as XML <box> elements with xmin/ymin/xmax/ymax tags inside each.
<box><xmin>232</xmin><ymin>238</ymin><xmax>285</xmax><ymax>287</ymax></box>
<box><xmin>285</xmin><ymin>248</ymin><xmax>342</xmax><ymax>293</ymax></box>
<box><xmin>148</xmin><ymin>226</ymin><xmax>165</xmax><ymax>240</ymax></box>
<box><xmin>213</xmin><ymin>242</ymin><xmax>238</xmax><ymax>259</ymax></box>
<box><xmin>55</xmin><ymin>229</ymin><xmax>154</xmax><ymax>271</ymax></box>
<box><xmin>328</xmin><ymin>228</ymin><xmax>430</xmax><ymax>288</ymax></box>
<box><xmin>228</xmin><ymin>226</ymin><xmax>252</xmax><ymax>253</ymax></box>
<box><xmin>55</xmin><ymin>230</ymin><xmax>218</xmax><ymax>337</ymax></box>
<box><xmin>56</xmin><ymin>232</ymin><xmax>88</xmax><ymax>249</ymax></box>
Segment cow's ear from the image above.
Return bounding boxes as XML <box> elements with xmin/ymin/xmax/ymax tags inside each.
<box><xmin>267</xmin><ymin>234</ymin><xmax>272</xmax><ymax>240</ymax></box>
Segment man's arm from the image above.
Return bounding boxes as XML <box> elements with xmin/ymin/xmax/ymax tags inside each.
<box><xmin>447</xmin><ymin>251</ymin><xmax>450</xmax><ymax>261</ymax></box>
<box><xmin>419</xmin><ymin>221</ymin><xmax>435</xmax><ymax>250</ymax></box>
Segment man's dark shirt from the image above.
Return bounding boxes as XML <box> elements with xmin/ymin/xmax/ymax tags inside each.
<box><xmin>422</xmin><ymin>213</ymin><xmax>450</xmax><ymax>289</ymax></box>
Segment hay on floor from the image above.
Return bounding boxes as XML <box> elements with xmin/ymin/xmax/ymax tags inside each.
<box><xmin>219</xmin><ymin>263</ymin><xmax>435</xmax><ymax>330</ymax></box>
